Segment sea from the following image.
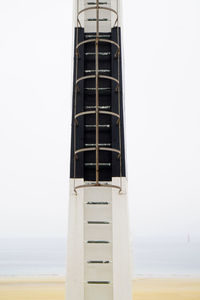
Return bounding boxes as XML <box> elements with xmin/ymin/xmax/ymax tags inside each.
<box><xmin>0</xmin><ymin>236</ymin><xmax>199</xmax><ymax>278</ymax></box>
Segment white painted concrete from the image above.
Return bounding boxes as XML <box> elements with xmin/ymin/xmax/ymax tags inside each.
<box><xmin>66</xmin><ymin>179</ymin><xmax>84</xmax><ymax>300</ymax></box>
<box><xmin>112</xmin><ymin>177</ymin><xmax>132</xmax><ymax>300</ymax></box>
<box><xmin>66</xmin><ymin>178</ymin><xmax>132</xmax><ymax>300</ymax></box>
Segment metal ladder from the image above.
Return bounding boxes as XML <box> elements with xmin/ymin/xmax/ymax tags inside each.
<box><xmin>73</xmin><ymin>0</ymin><xmax>123</xmax><ymax>192</ymax></box>
<box><xmin>84</xmin><ymin>31</ymin><xmax>112</xmax><ymax>182</ymax></box>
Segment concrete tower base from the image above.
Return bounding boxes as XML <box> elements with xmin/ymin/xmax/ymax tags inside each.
<box><xmin>66</xmin><ymin>178</ymin><xmax>132</xmax><ymax>300</ymax></box>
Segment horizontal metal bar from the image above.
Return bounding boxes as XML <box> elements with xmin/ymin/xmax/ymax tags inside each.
<box><xmin>87</xmin><ymin>260</ymin><xmax>110</xmax><ymax>264</ymax></box>
<box><xmin>85</xmin><ymin>52</ymin><xmax>111</xmax><ymax>56</ymax></box>
<box><xmin>87</xmin><ymin>2</ymin><xmax>108</xmax><ymax>5</ymax></box>
<box><xmin>85</xmin><ymin>124</ymin><xmax>110</xmax><ymax>128</ymax></box>
<box><xmin>87</xmin><ymin>241</ymin><xmax>110</xmax><ymax>244</ymax></box>
<box><xmin>85</xmin><ymin>105</ymin><xmax>110</xmax><ymax>109</ymax></box>
<box><xmin>87</xmin><ymin>281</ymin><xmax>110</xmax><ymax>284</ymax></box>
<box><xmin>87</xmin><ymin>221</ymin><xmax>110</xmax><ymax>224</ymax></box>
<box><xmin>85</xmin><ymin>143</ymin><xmax>111</xmax><ymax>147</ymax></box>
<box><xmin>84</xmin><ymin>87</ymin><xmax>111</xmax><ymax>91</ymax></box>
<box><xmin>84</xmin><ymin>163</ymin><xmax>111</xmax><ymax>167</ymax></box>
<box><xmin>85</xmin><ymin>69</ymin><xmax>110</xmax><ymax>74</ymax></box>
<box><xmin>86</xmin><ymin>202</ymin><xmax>109</xmax><ymax>205</ymax></box>
<box><xmin>87</xmin><ymin>18</ymin><xmax>109</xmax><ymax>22</ymax></box>
<box><xmin>85</xmin><ymin>34</ymin><xmax>110</xmax><ymax>39</ymax></box>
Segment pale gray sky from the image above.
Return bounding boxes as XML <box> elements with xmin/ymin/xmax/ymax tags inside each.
<box><xmin>0</xmin><ymin>0</ymin><xmax>200</xmax><ymax>238</ymax></box>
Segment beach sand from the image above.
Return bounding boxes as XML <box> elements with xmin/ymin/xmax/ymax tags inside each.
<box><xmin>0</xmin><ymin>277</ymin><xmax>200</xmax><ymax>300</ymax></box>
<box><xmin>0</xmin><ymin>277</ymin><xmax>65</xmax><ymax>300</ymax></box>
<box><xmin>132</xmin><ymin>278</ymin><xmax>200</xmax><ymax>300</ymax></box>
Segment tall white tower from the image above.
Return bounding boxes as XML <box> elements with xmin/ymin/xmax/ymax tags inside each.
<box><xmin>66</xmin><ymin>1</ymin><xmax>132</xmax><ymax>300</ymax></box>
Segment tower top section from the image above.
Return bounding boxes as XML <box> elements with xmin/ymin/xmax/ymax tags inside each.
<box><xmin>70</xmin><ymin>0</ymin><xmax>126</xmax><ymax>188</ymax></box>
<box><xmin>74</xmin><ymin>0</ymin><xmax>122</xmax><ymax>32</ymax></box>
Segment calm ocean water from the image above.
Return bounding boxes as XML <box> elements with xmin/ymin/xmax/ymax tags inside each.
<box><xmin>0</xmin><ymin>237</ymin><xmax>199</xmax><ymax>278</ymax></box>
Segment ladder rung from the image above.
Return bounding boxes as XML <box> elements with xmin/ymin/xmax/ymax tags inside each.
<box><xmin>85</xmin><ymin>143</ymin><xmax>111</xmax><ymax>147</ymax></box>
<box><xmin>85</xmin><ymin>34</ymin><xmax>110</xmax><ymax>39</ymax></box>
<box><xmin>85</xmin><ymin>69</ymin><xmax>110</xmax><ymax>74</ymax></box>
<box><xmin>87</xmin><ymin>260</ymin><xmax>110</xmax><ymax>264</ymax></box>
<box><xmin>88</xmin><ymin>221</ymin><xmax>110</xmax><ymax>224</ymax></box>
<box><xmin>85</xmin><ymin>52</ymin><xmax>111</xmax><ymax>56</ymax></box>
<box><xmin>87</xmin><ymin>240</ymin><xmax>110</xmax><ymax>244</ymax></box>
<box><xmin>87</xmin><ymin>18</ymin><xmax>109</xmax><ymax>22</ymax></box>
<box><xmin>87</xmin><ymin>2</ymin><xmax>108</xmax><ymax>5</ymax></box>
<box><xmin>85</xmin><ymin>124</ymin><xmax>110</xmax><ymax>128</ymax></box>
<box><xmin>86</xmin><ymin>201</ymin><xmax>109</xmax><ymax>205</ymax></box>
<box><xmin>84</xmin><ymin>87</ymin><xmax>111</xmax><ymax>91</ymax></box>
<box><xmin>84</xmin><ymin>163</ymin><xmax>111</xmax><ymax>167</ymax></box>
<box><xmin>87</xmin><ymin>281</ymin><xmax>110</xmax><ymax>285</ymax></box>
<box><xmin>85</xmin><ymin>105</ymin><xmax>111</xmax><ymax>110</ymax></box>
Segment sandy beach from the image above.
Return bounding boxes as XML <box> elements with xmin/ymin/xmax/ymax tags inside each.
<box><xmin>132</xmin><ymin>278</ymin><xmax>200</xmax><ymax>300</ymax></box>
<box><xmin>0</xmin><ymin>277</ymin><xmax>65</xmax><ymax>300</ymax></box>
<box><xmin>0</xmin><ymin>277</ymin><xmax>200</xmax><ymax>300</ymax></box>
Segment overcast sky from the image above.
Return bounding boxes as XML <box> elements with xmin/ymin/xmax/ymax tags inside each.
<box><xmin>0</xmin><ymin>0</ymin><xmax>200</xmax><ymax>239</ymax></box>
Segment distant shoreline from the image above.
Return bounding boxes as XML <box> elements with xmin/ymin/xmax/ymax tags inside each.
<box><xmin>0</xmin><ymin>275</ymin><xmax>200</xmax><ymax>283</ymax></box>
